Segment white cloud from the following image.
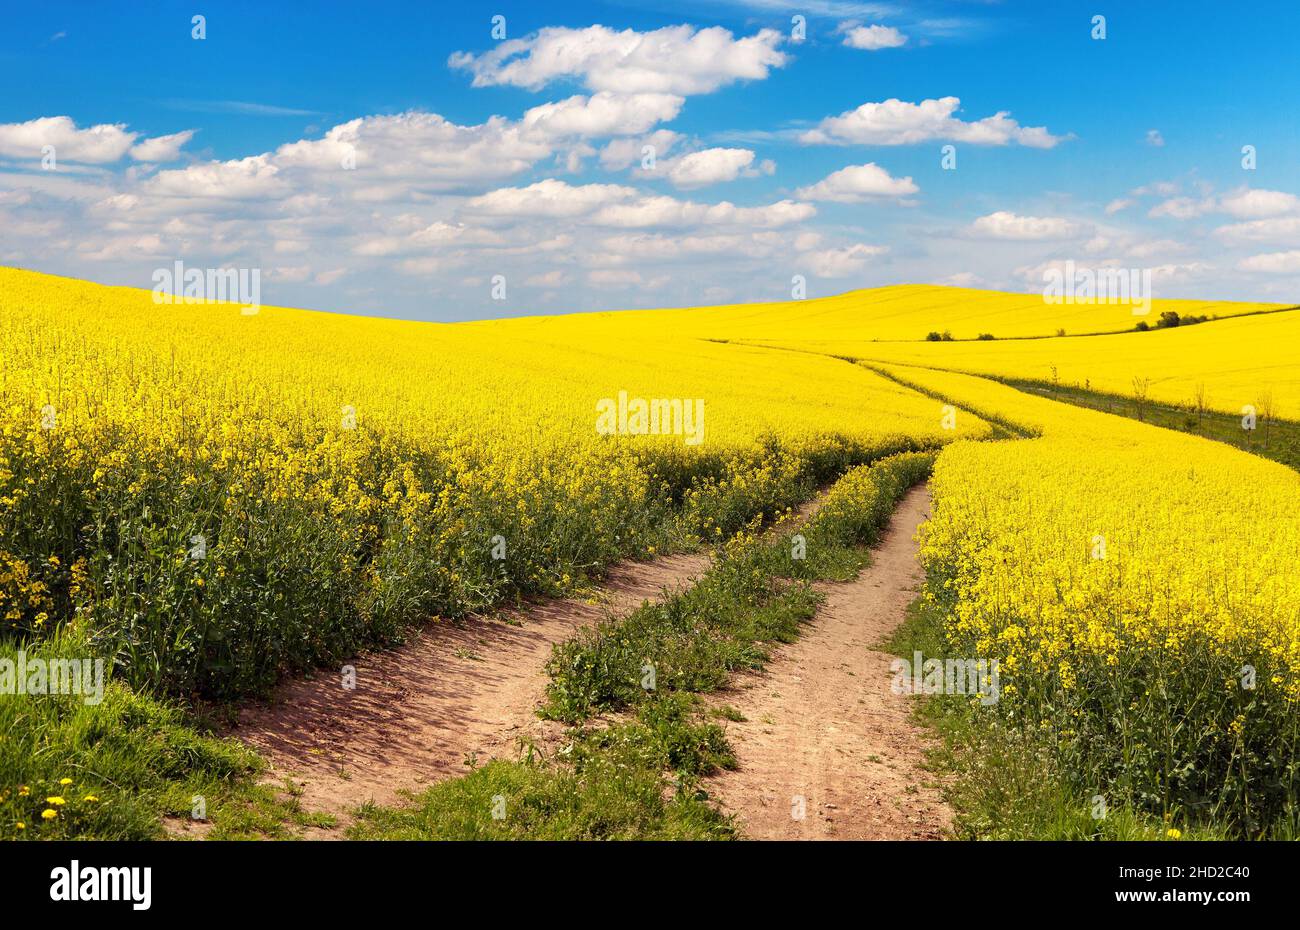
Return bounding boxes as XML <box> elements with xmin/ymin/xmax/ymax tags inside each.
<box><xmin>1147</xmin><ymin>262</ymin><xmax>1212</xmax><ymax>282</ymax></box>
<box><xmin>1104</xmin><ymin>198</ymin><xmax>1133</xmax><ymax>215</ymax></box>
<box><xmin>1127</xmin><ymin>239</ymin><xmax>1191</xmax><ymax>260</ymax></box>
<box><xmin>526</xmin><ymin>269</ymin><xmax>572</xmax><ymax>287</ymax></box>
<box><xmin>1218</xmin><ymin>188</ymin><xmax>1300</xmax><ymax>219</ymax></box>
<box><xmin>521</xmin><ymin>92</ymin><xmax>684</xmax><ymax>138</ymax></box>
<box><xmin>269</xmin><ymin>265</ymin><xmax>313</xmax><ymax>283</ymax></box>
<box><xmin>464</xmin><ymin>178</ymin><xmax>636</xmax><ymax>218</ymax></box>
<box><xmin>804</xmin><ymin>243</ymin><xmax>887</xmax><ymax>277</ymax></box>
<box><xmin>597</xmin><ymin>231</ymin><xmax>790</xmax><ymax>263</ymax></box>
<box><xmin>589</xmin><ymin>195</ymin><xmax>813</xmax><ymax>229</ymax></box>
<box><xmin>1148</xmin><ymin>196</ymin><xmax>1214</xmax><ymax>220</ymax></box>
<box><xmin>1237</xmin><ymin>250</ymin><xmax>1300</xmax><ymax>274</ymax></box>
<box><xmin>273</xmin><ymin>111</ymin><xmax>553</xmax><ymax>194</ymax></box>
<box><xmin>450</xmin><ymin>24</ymin><xmax>788</xmax><ymax>96</ymax></box>
<box><xmin>587</xmin><ymin>269</ymin><xmax>645</xmax><ymax>287</ymax></box>
<box><xmin>793</xmin><ymin>231</ymin><xmax>822</xmax><ymax>251</ymax></box>
<box><xmin>0</xmin><ymin>116</ymin><xmax>136</xmax><ymax>163</ymax></box>
<box><xmin>795</xmin><ymin>162</ymin><xmax>917</xmax><ymax>202</ymax></box>
<box><xmin>936</xmin><ymin>272</ymin><xmax>986</xmax><ymax>288</ymax></box>
<box><xmin>354</xmin><ymin>221</ymin><xmax>505</xmax><ymax>256</ymax></box>
<box><xmin>1145</xmin><ymin>187</ymin><xmax>1299</xmax><ymax>222</ymax></box>
<box><xmin>1215</xmin><ymin>216</ymin><xmax>1300</xmax><ymax>245</ymax></box>
<box><xmin>143</xmin><ymin>155</ymin><xmax>289</xmax><ymax>201</ymax></box>
<box><xmin>801</xmin><ymin>97</ymin><xmax>1064</xmax><ymax>148</ymax></box>
<box><xmin>128</xmin><ymin>130</ymin><xmax>196</xmax><ymax>162</ymax></box>
<box><xmin>968</xmin><ymin>211</ymin><xmax>1084</xmax><ymax>240</ymax></box>
<box><xmin>840</xmin><ymin>23</ymin><xmax>907</xmax><ymax>50</ymax></box>
<box><xmin>1133</xmin><ymin>180</ymin><xmax>1181</xmax><ymax>198</ymax></box>
<box><xmin>76</xmin><ymin>233</ymin><xmax>168</xmax><ymax>261</ymax></box>
<box><xmin>462</xmin><ymin>178</ymin><xmax>812</xmax><ymax>229</ymax></box>
<box><xmin>664</xmin><ymin>148</ymin><xmax>759</xmax><ymax>189</ymax></box>
<box><xmin>599</xmin><ymin>130</ymin><xmax>682</xmax><ymax>171</ymax></box>
<box><xmin>1145</xmin><ymin>129</ymin><xmax>1165</xmax><ymax>147</ymax></box>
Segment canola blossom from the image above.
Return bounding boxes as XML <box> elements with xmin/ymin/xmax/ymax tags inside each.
<box><xmin>881</xmin><ymin>363</ymin><xmax>1300</xmax><ymax>831</ymax></box>
<box><xmin>0</xmin><ymin>267</ymin><xmax>982</xmax><ymax>696</ymax></box>
<box><xmin>746</xmin><ymin>304</ymin><xmax>1300</xmax><ymax>420</ymax></box>
<box><xmin>489</xmin><ymin>283</ymin><xmax>1280</xmax><ymax>344</ymax></box>
<box><xmin>4</xmin><ymin>262</ymin><xmax>1294</xmax><ymax>833</ymax></box>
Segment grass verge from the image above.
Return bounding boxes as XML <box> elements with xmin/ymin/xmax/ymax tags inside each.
<box><xmin>1003</xmin><ymin>378</ymin><xmax>1300</xmax><ymax>472</ymax></box>
<box><xmin>3</xmin><ymin>448</ymin><xmax>926</xmax><ymax>841</ymax></box>
<box><xmin>883</xmin><ymin>597</ymin><xmax>1248</xmax><ymax>841</ymax></box>
<box><xmin>347</xmin><ymin>451</ymin><xmax>935</xmax><ymax>839</ymax></box>
<box><xmin>0</xmin><ymin>631</ymin><xmax>333</xmax><ymax>840</ymax></box>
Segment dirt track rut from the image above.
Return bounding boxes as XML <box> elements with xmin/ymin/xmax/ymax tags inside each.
<box><xmin>706</xmin><ymin>485</ymin><xmax>952</xmax><ymax>840</ymax></box>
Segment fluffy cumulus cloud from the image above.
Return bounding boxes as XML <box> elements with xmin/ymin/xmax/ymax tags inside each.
<box><xmin>272</xmin><ymin>112</ymin><xmax>554</xmax><ymax>193</ymax></box>
<box><xmin>800</xmin><ymin>96</ymin><xmax>1063</xmax><ymax>148</ymax></box>
<box><xmin>599</xmin><ymin>129</ymin><xmax>681</xmax><ymax>171</ymax></box>
<box><xmin>591</xmin><ymin>195</ymin><xmax>812</xmax><ymax>229</ymax></box>
<box><xmin>662</xmin><ymin>148</ymin><xmax>770</xmax><ymax>189</ymax></box>
<box><xmin>7</xmin><ymin>19</ymin><xmax>1294</xmax><ymax>316</ymax></box>
<box><xmin>1016</xmin><ymin>258</ymin><xmax>1213</xmax><ymax>288</ymax></box>
<box><xmin>0</xmin><ymin>116</ymin><xmax>193</xmax><ymax>164</ymax></box>
<box><xmin>1218</xmin><ymin>188</ymin><xmax>1300</xmax><ymax>219</ymax></box>
<box><xmin>1237</xmin><ymin>250</ymin><xmax>1300</xmax><ymax>274</ymax></box>
<box><xmin>143</xmin><ymin>155</ymin><xmax>289</xmax><ymax>201</ymax></box>
<box><xmin>520</xmin><ymin>92</ymin><xmax>685</xmax><ymax>138</ymax></box>
<box><xmin>803</xmin><ymin>243</ymin><xmax>888</xmax><ymax>277</ymax></box>
<box><xmin>449</xmin><ymin>24</ymin><xmax>788</xmax><ymax>96</ymax></box>
<box><xmin>1148</xmin><ymin>196</ymin><xmax>1214</xmax><ymax>220</ymax></box>
<box><xmin>129</xmin><ymin>96</ymin><xmax>694</xmax><ymax>212</ymax></box>
<box><xmin>795</xmin><ymin>163</ymin><xmax>917</xmax><ymax>203</ymax></box>
<box><xmin>465</xmin><ymin>179</ymin><xmax>637</xmax><ymax>218</ymax></box>
<box><xmin>1144</xmin><ymin>187</ymin><xmax>1300</xmax><ymax>234</ymax></box>
<box><xmin>840</xmin><ymin>23</ymin><xmax>908</xmax><ymax>50</ymax></box>
<box><xmin>466</xmin><ymin>179</ymin><xmax>813</xmax><ymax>229</ymax></box>
<box><xmin>128</xmin><ymin>130</ymin><xmax>197</xmax><ymax>163</ymax></box>
<box><xmin>1216</xmin><ymin>216</ymin><xmax>1300</xmax><ymax>245</ymax></box>
<box><xmin>968</xmin><ymin>211</ymin><xmax>1085</xmax><ymax>240</ymax></box>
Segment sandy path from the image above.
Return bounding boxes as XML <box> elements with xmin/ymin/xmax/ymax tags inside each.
<box><xmin>705</xmin><ymin>485</ymin><xmax>952</xmax><ymax>840</ymax></box>
<box><xmin>232</xmin><ymin>553</ymin><xmax>709</xmax><ymax>826</ymax></box>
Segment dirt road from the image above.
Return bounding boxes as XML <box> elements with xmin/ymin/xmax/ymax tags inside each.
<box><xmin>232</xmin><ymin>553</ymin><xmax>709</xmax><ymax>827</ymax></box>
<box><xmin>706</xmin><ymin>485</ymin><xmax>952</xmax><ymax>840</ymax></box>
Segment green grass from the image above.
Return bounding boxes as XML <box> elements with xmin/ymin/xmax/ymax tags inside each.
<box><xmin>882</xmin><ymin>598</ymin><xmax>1251</xmax><ymax>841</ymax></box>
<box><xmin>1</xmin><ymin>450</ymin><xmax>936</xmax><ymax>842</ymax></box>
<box><xmin>543</xmin><ymin>451</ymin><xmax>935</xmax><ymax>723</ymax></box>
<box><xmin>0</xmin><ymin>630</ymin><xmax>331</xmax><ymax>840</ymax></box>
<box><xmin>348</xmin><ymin>694</ymin><xmax>736</xmax><ymax>840</ymax></box>
<box><xmin>1004</xmin><ymin>378</ymin><xmax>1300</xmax><ymax>472</ymax></box>
<box><xmin>348</xmin><ymin>452</ymin><xmax>935</xmax><ymax>840</ymax></box>
<box><xmin>4</xmin><ymin>447</ymin><xmax>930</xmax><ymax>841</ymax></box>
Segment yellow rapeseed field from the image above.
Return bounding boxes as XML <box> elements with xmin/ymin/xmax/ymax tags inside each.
<box><xmin>878</xmin><ymin>362</ymin><xmax>1300</xmax><ymax>831</ymax></box>
<box><xmin>0</xmin><ymin>266</ymin><xmax>981</xmax><ymax>695</ymax></box>
<box><xmin>3</xmin><ymin>263</ymin><xmax>1294</xmax><ymax>833</ymax></box>
<box><xmin>734</xmin><ymin>304</ymin><xmax>1300</xmax><ymax>419</ymax></box>
<box><xmin>491</xmin><ymin>283</ymin><xmax>1282</xmax><ymax>343</ymax></box>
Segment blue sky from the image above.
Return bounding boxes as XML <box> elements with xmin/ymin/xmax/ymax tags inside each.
<box><xmin>1</xmin><ymin>0</ymin><xmax>1297</xmax><ymax>320</ymax></box>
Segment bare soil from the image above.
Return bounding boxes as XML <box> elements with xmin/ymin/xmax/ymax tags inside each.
<box><xmin>231</xmin><ymin>553</ymin><xmax>708</xmax><ymax>830</ymax></box>
<box><xmin>704</xmin><ymin>485</ymin><xmax>952</xmax><ymax>840</ymax></box>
